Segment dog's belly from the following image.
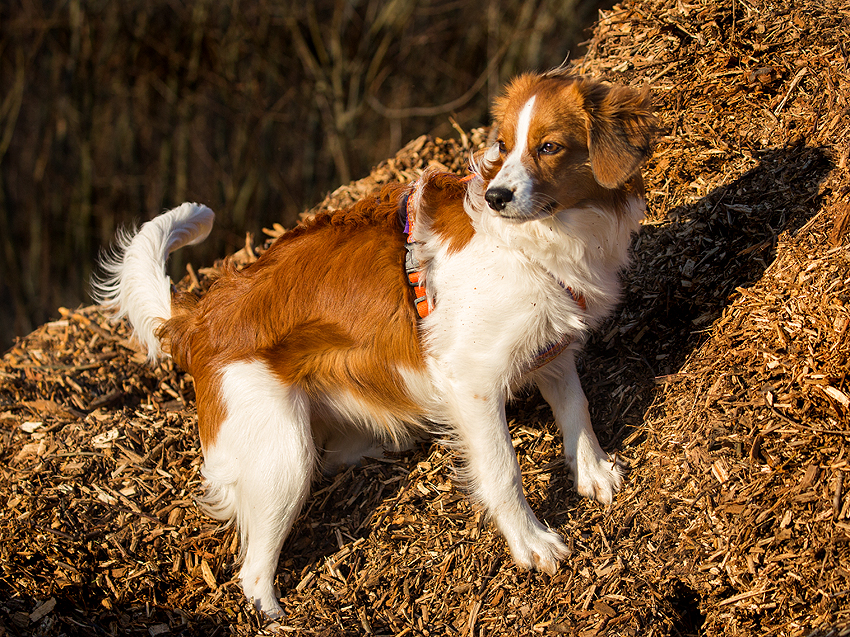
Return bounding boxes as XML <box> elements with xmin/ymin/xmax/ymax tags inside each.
<box><xmin>310</xmin><ymin>364</ymin><xmax>433</xmax><ymax>431</ymax></box>
<box><xmin>309</xmin><ymin>366</ymin><xmax>433</xmax><ymax>468</ymax></box>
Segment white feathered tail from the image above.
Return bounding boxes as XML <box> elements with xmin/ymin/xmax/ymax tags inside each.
<box><xmin>92</xmin><ymin>203</ymin><xmax>215</xmax><ymax>362</ymax></box>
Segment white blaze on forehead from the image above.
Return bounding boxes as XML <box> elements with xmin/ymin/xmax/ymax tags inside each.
<box><xmin>507</xmin><ymin>95</ymin><xmax>536</xmax><ymax>163</ymax></box>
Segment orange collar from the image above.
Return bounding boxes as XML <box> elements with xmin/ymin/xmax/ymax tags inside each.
<box><xmin>556</xmin><ymin>279</ymin><xmax>587</xmax><ymax>312</ymax></box>
<box><xmin>399</xmin><ymin>174</ymin><xmax>475</xmax><ymax>318</ymax></box>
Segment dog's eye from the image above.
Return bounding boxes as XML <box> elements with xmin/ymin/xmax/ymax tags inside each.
<box><xmin>538</xmin><ymin>142</ymin><xmax>562</xmax><ymax>156</ymax></box>
<box><xmin>497</xmin><ymin>140</ymin><xmax>507</xmax><ymax>154</ymax></box>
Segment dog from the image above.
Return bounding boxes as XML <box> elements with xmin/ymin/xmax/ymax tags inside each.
<box><xmin>94</xmin><ymin>68</ymin><xmax>656</xmax><ymax>618</ymax></box>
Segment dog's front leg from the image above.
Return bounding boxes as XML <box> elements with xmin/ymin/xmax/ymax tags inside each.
<box><xmin>535</xmin><ymin>348</ymin><xmax>623</xmax><ymax>505</ymax></box>
<box><xmin>444</xmin><ymin>381</ymin><xmax>569</xmax><ymax>574</ymax></box>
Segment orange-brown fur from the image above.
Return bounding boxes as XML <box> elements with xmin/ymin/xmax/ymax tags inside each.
<box><xmin>418</xmin><ymin>172</ymin><xmax>475</xmax><ymax>254</ymax></box>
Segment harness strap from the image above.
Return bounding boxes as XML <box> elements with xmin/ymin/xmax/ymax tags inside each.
<box><xmin>528</xmin><ymin>332</ymin><xmax>574</xmax><ymax>371</ymax></box>
<box><xmin>400</xmin><ymin>190</ymin><xmax>430</xmax><ymax>318</ymax></box>
<box><xmin>558</xmin><ymin>279</ymin><xmax>587</xmax><ymax>312</ymax></box>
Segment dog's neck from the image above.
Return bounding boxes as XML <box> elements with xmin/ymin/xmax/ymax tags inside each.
<box><xmin>464</xmin><ymin>175</ymin><xmax>645</xmax><ymax>314</ymax></box>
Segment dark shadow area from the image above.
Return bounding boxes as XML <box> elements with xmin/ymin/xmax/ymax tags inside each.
<box><xmin>805</xmin><ymin>626</ymin><xmax>850</xmax><ymax>637</ymax></box>
<box><xmin>531</xmin><ymin>142</ymin><xmax>831</xmax><ymax>522</ymax></box>
<box><xmin>283</xmin><ymin>448</ymin><xmax>421</xmax><ymax>573</ymax></box>
<box><xmin>667</xmin><ymin>581</ymin><xmax>706</xmax><ymax>637</ymax></box>
<box><xmin>583</xmin><ymin>142</ymin><xmax>831</xmax><ymax>450</ymax></box>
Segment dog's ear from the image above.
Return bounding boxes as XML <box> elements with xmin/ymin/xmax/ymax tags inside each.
<box><xmin>582</xmin><ymin>82</ymin><xmax>657</xmax><ymax>189</ymax></box>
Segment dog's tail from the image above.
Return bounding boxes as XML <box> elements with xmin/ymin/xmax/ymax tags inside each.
<box><xmin>92</xmin><ymin>202</ymin><xmax>215</xmax><ymax>363</ymax></box>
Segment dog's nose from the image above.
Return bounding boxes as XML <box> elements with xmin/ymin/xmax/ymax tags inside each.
<box><xmin>485</xmin><ymin>187</ymin><xmax>513</xmax><ymax>212</ymax></box>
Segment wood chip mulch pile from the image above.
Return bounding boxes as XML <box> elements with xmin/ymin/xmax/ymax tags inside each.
<box><xmin>2</xmin><ymin>0</ymin><xmax>849</xmax><ymax>635</ymax></box>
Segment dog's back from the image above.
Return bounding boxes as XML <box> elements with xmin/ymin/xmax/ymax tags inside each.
<box><xmin>160</xmin><ymin>183</ymin><xmax>437</xmax><ymax>438</ymax></box>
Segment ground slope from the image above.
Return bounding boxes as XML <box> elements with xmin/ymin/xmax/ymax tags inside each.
<box><xmin>2</xmin><ymin>0</ymin><xmax>849</xmax><ymax>635</ymax></box>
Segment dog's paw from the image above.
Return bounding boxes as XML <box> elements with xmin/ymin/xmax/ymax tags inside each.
<box><xmin>575</xmin><ymin>452</ymin><xmax>624</xmax><ymax>505</ymax></box>
<box><xmin>241</xmin><ymin>572</ymin><xmax>284</xmax><ymax>620</ymax></box>
<box><xmin>506</xmin><ymin>525</ymin><xmax>571</xmax><ymax>575</ymax></box>
<box><xmin>257</xmin><ymin>601</ymin><xmax>284</xmax><ymax>621</ymax></box>
<box><xmin>248</xmin><ymin>593</ymin><xmax>284</xmax><ymax>620</ymax></box>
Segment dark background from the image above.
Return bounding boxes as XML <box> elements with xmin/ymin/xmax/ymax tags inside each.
<box><xmin>0</xmin><ymin>0</ymin><xmax>610</xmax><ymax>352</ymax></box>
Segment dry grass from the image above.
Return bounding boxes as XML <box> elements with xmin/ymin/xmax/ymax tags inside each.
<box><xmin>2</xmin><ymin>0</ymin><xmax>850</xmax><ymax>635</ymax></box>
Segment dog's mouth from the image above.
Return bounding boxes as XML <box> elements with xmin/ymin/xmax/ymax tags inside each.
<box><xmin>495</xmin><ymin>199</ymin><xmax>560</xmax><ymax>222</ymax></box>
<box><xmin>484</xmin><ymin>184</ymin><xmax>563</xmax><ymax>222</ymax></box>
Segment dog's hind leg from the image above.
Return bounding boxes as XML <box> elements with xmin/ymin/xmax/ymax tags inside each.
<box><xmin>320</xmin><ymin>427</ymin><xmax>385</xmax><ymax>475</ymax></box>
<box><xmin>200</xmin><ymin>360</ymin><xmax>316</xmax><ymax>619</ymax></box>
<box><xmin>535</xmin><ymin>348</ymin><xmax>622</xmax><ymax>505</ymax></box>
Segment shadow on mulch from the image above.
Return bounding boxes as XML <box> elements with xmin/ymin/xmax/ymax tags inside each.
<box><xmin>523</xmin><ymin>140</ymin><xmax>830</xmax><ymax>506</ymax></box>
<box><xmin>581</xmin><ymin>141</ymin><xmax>832</xmax><ymax>450</ymax></box>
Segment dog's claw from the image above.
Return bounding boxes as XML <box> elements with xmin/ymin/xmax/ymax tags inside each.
<box><xmin>532</xmin><ymin>550</ymin><xmax>561</xmax><ymax>575</ymax></box>
<box><xmin>575</xmin><ymin>453</ymin><xmax>624</xmax><ymax>505</ymax></box>
<box><xmin>506</xmin><ymin>524</ymin><xmax>570</xmax><ymax>575</ymax></box>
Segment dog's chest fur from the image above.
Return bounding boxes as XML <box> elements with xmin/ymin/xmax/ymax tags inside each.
<box><xmin>413</xmin><ymin>174</ymin><xmax>643</xmax><ymax>391</ymax></box>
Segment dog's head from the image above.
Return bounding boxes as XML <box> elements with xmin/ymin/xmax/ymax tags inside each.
<box><xmin>474</xmin><ymin>69</ymin><xmax>657</xmax><ymax>220</ymax></box>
